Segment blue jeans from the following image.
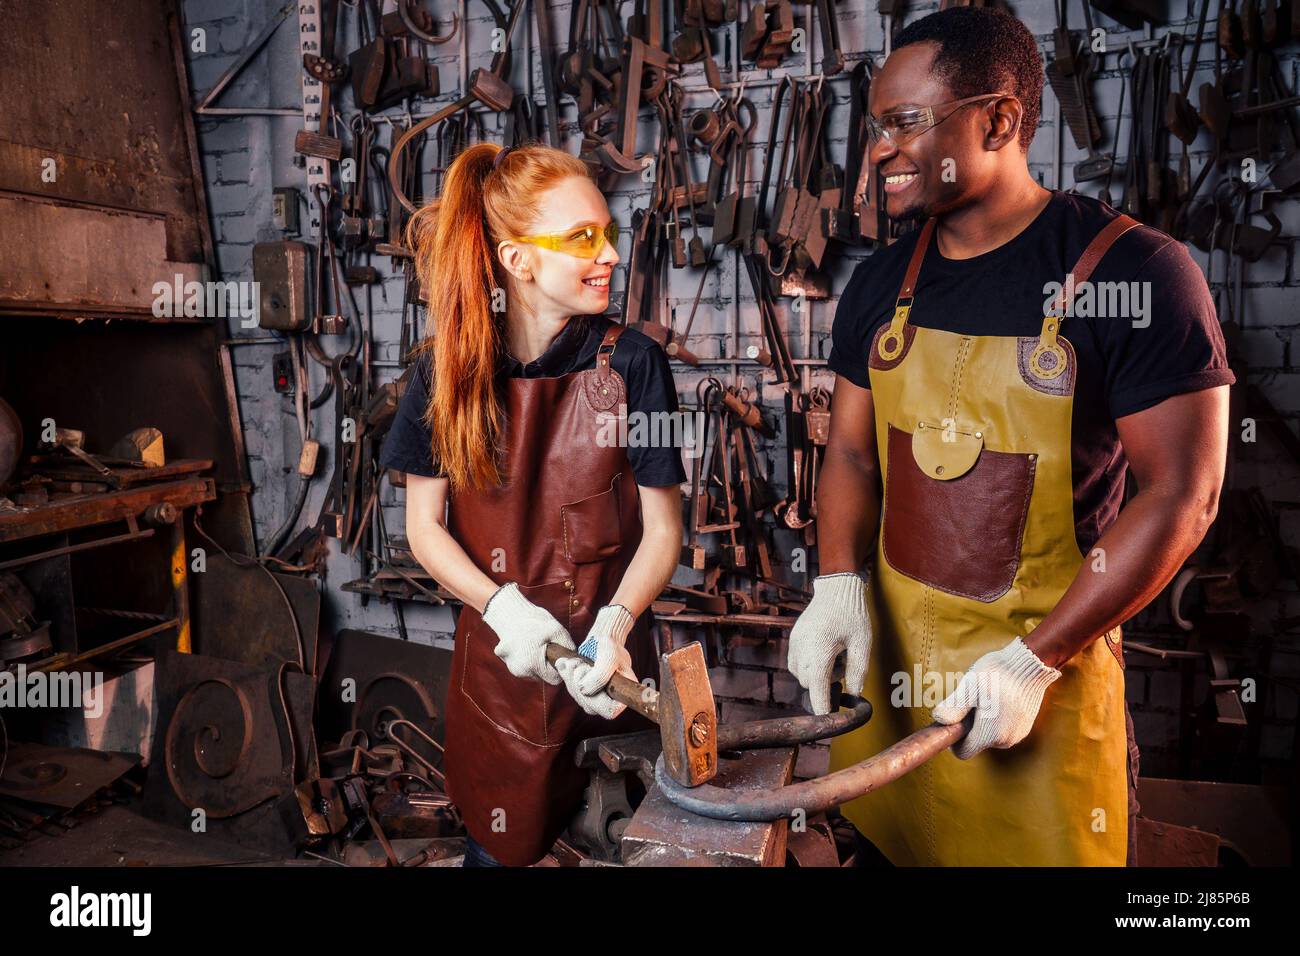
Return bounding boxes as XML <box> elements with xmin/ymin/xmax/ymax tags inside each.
<box><xmin>461</xmin><ymin>834</ymin><xmax>505</xmax><ymax>868</ymax></box>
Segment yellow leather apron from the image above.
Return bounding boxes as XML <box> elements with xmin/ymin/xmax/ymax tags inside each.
<box><xmin>828</xmin><ymin>215</ymin><xmax>1139</xmax><ymax>866</ymax></box>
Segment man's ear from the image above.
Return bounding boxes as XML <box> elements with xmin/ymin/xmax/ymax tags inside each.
<box><xmin>497</xmin><ymin>239</ymin><xmax>533</xmax><ymax>281</ymax></box>
<box><xmin>985</xmin><ymin>96</ymin><xmax>1023</xmax><ymax>151</ymax></box>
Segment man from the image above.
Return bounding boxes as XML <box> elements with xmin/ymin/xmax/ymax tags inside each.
<box><xmin>787</xmin><ymin>7</ymin><xmax>1233</xmax><ymax>866</ymax></box>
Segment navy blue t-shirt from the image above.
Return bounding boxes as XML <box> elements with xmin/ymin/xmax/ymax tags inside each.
<box><xmin>828</xmin><ymin>192</ymin><xmax>1235</xmax><ymax>553</ymax></box>
<box><xmin>380</xmin><ymin>314</ymin><xmax>687</xmax><ymax>488</ymax></box>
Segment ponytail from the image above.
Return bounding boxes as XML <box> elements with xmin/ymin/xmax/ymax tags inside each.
<box><xmin>407</xmin><ymin>141</ymin><xmax>591</xmax><ymax>493</ymax></box>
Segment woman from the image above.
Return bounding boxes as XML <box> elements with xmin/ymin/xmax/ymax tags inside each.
<box><xmin>379</xmin><ymin>142</ymin><xmax>685</xmax><ymax>867</ymax></box>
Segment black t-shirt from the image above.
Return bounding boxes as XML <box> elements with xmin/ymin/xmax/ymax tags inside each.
<box><xmin>379</xmin><ymin>314</ymin><xmax>688</xmax><ymax>488</ymax></box>
<box><xmin>828</xmin><ymin>191</ymin><xmax>1235</xmax><ymax>553</ymax></box>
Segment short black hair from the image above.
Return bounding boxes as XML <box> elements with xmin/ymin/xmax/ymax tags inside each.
<box><xmin>895</xmin><ymin>6</ymin><xmax>1043</xmax><ymax>150</ymax></box>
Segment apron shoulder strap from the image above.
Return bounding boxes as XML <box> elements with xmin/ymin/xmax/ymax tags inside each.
<box><xmin>1046</xmin><ymin>213</ymin><xmax>1143</xmax><ymax>319</ymax></box>
<box><xmin>876</xmin><ymin>218</ymin><xmax>937</xmax><ymax>362</ymax></box>
<box><xmin>596</xmin><ymin>319</ymin><xmax>626</xmax><ymax>381</ymax></box>
<box><xmin>898</xmin><ymin>217</ymin><xmax>938</xmax><ymax>302</ymax></box>
<box><xmin>1029</xmin><ymin>213</ymin><xmax>1142</xmax><ymax>382</ymax></box>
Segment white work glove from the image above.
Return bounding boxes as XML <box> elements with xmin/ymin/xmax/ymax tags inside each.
<box><xmin>933</xmin><ymin>637</ymin><xmax>1062</xmax><ymax>760</ymax></box>
<box><xmin>574</xmin><ymin>604</ymin><xmax>637</xmax><ymax>696</ymax></box>
<box><xmin>554</xmin><ymin>645</ymin><xmax>636</xmax><ymax>720</ymax></box>
<box><xmin>787</xmin><ymin>572</ymin><xmax>872</xmax><ymax>715</ymax></box>
<box><xmin>481</xmin><ymin>582</ymin><xmax>575</xmax><ymax>686</ymax></box>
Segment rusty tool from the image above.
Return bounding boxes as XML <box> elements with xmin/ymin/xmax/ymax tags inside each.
<box><xmin>546</xmin><ymin>641</ymin><xmax>871</xmax><ymax>788</ymax></box>
<box><xmin>654</xmin><ymin>712</ymin><xmax>974</xmax><ymax>821</ymax></box>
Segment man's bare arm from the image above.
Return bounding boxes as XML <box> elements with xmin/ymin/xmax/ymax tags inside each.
<box><xmin>817</xmin><ymin>375</ymin><xmax>883</xmax><ymax>575</ymax></box>
<box><xmin>1024</xmin><ymin>386</ymin><xmax>1229</xmax><ymax>668</ymax></box>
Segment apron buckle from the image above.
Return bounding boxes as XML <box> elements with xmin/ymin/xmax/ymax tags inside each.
<box><xmin>877</xmin><ymin>300</ymin><xmax>912</xmax><ymax>361</ymax></box>
<box><xmin>1028</xmin><ymin>315</ymin><xmax>1069</xmax><ymax>381</ymax></box>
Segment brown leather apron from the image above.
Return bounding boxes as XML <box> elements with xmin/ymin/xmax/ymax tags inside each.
<box><xmin>442</xmin><ymin>322</ymin><xmax>656</xmax><ymax>866</ymax></box>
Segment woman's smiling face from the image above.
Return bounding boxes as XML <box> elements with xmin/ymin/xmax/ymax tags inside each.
<box><xmin>499</xmin><ymin>175</ymin><xmax>620</xmax><ymax>318</ymax></box>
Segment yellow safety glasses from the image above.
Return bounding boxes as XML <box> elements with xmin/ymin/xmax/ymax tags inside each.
<box><xmin>511</xmin><ymin>221</ymin><xmax>619</xmax><ymax>259</ymax></box>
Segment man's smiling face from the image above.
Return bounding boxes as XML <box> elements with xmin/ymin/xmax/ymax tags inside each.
<box><xmin>868</xmin><ymin>41</ymin><xmax>1003</xmax><ymax>222</ymax></box>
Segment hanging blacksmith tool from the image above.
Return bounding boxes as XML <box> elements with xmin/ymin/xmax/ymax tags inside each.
<box><xmin>1071</xmin><ymin>0</ymin><xmax>1114</xmax><ymax>183</ymax></box>
<box><xmin>796</xmin><ymin>85</ymin><xmax>841</xmax><ymax>274</ymax></box>
<box><xmin>725</xmin><ymin>397</ymin><xmax>775</xmax><ymax>579</ymax></box>
<box><xmin>349</xmin><ymin>0</ymin><xmax>439</xmax><ymax>112</ymax></box>
<box><xmin>708</xmin><ymin>93</ymin><xmax>758</xmax><ymax>248</ymax></box>
<box><xmin>398</xmin><ymin>0</ymin><xmax>460</xmax><ymax>45</ymax></box>
<box><xmin>675</xmin><ymin>0</ymin><xmax>724</xmax><ymax>90</ymax></box>
<box><xmin>530</xmin><ymin>0</ymin><xmax>565</xmax><ymax>147</ymax></box>
<box><xmin>1046</xmin><ymin>3</ymin><xmax>1109</xmax><ymax>183</ymax></box>
<box><xmin>780</xmin><ymin>388</ymin><xmax>815</xmax><ymax>530</ymax></box>
<box><xmin>341</xmin><ymin>115</ymin><xmax>375</xmax><ymax>251</ymax></box>
<box><xmin>313</xmin><ymin>184</ymin><xmax>348</xmax><ymax>335</ymax></box>
<box><xmin>349</xmin><ymin>0</ymin><xmax>389</xmax><ymax>113</ymax></box>
<box><xmin>671</xmin><ymin>85</ymin><xmax>709</xmax><ymax>266</ymax></box>
<box><xmin>836</xmin><ymin>61</ymin><xmax>888</xmax><ymax>245</ymax></box>
<box><xmin>755</xmin><ymin>0</ymin><xmax>796</xmax><ymax>68</ymax></box>
<box><xmin>682</xmin><ymin>379</ymin><xmax>723</xmax><ymax>571</ymax></box>
<box><xmin>761</xmin><ymin>78</ymin><xmax>805</xmax><ymax>273</ymax></box>
<box><xmin>1167</xmin><ymin>0</ymin><xmax>1213</xmax><ymax>149</ymax></box>
<box><xmin>296</xmin><ymin>0</ymin><xmax>348</xmax><ymax>161</ymax></box>
<box><xmin>1099</xmin><ymin>56</ymin><xmax>1129</xmax><ymax>209</ymax></box>
<box><xmin>741</xmin><ymin>254</ymin><xmax>799</xmax><ymax>385</ymax></box>
<box><xmin>811</xmin><ymin>0</ymin><xmax>845</xmax><ymax>76</ymax></box>
<box><xmin>387</xmin><ymin>75</ymin><xmax>515</xmax><ymax>212</ymax></box>
<box><xmin>387</xmin><ymin>0</ymin><xmax>527</xmax><ymax>212</ymax></box>
<box><xmin>590</xmin><ymin>35</ymin><xmax>677</xmax><ymax>177</ymax></box>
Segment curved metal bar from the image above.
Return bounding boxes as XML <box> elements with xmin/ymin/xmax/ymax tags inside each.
<box><xmin>654</xmin><ymin>718</ymin><xmax>971</xmax><ymax>822</ymax></box>
<box><xmin>716</xmin><ymin>695</ymin><xmax>872</xmax><ymax>752</ymax></box>
<box><xmin>400</xmin><ymin>0</ymin><xmax>460</xmax><ymax>45</ymax></box>
<box><xmin>388</xmin><ymin>99</ymin><xmax>473</xmax><ymax>213</ymax></box>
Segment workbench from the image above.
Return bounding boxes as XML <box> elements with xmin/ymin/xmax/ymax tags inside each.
<box><xmin>0</xmin><ymin>469</ymin><xmax>215</xmax><ymax>671</ymax></box>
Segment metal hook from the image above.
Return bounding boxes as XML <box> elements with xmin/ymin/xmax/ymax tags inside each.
<box><xmin>400</xmin><ymin>0</ymin><xmax>460</xmax><ymax>46</ymax></box>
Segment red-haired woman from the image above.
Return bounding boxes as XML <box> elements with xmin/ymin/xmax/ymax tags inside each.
<box><xmin>379</xmin><ymin>143</ymin><xmax>685</xmax><ymax>867</ymax></box>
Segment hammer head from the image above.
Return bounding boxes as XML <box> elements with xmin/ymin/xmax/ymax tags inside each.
<box><xmin>469</xmin><ymin>68</ymin><xmax>514</xmax><ymax>113</ymax></box>
<box><xmin>657</xmin><ymin>642</ymin><xmax>718</xmax><ymax>787</ymax></box>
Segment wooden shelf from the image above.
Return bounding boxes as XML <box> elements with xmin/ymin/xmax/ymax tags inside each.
<box><xmin>0</xmin><ymin>476</ymin><xmax>215</xmax><ymax>544</ymax></box>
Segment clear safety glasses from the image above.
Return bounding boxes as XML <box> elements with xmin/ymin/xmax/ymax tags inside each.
<box><xmin>511</xmin><ymin>221</ymin><xmax>620</xmax><ymax>259</ymax></box>
<box><xmin>865</xmin><ymin>93</ymin><xmax>1010</xmax><ymax>147</ymax></box>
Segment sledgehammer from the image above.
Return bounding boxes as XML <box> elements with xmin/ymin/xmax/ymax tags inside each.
<box><xmin>546</xmin><ymin>641</ymin><xmax>872</xmax><ymax>788</ymax></box>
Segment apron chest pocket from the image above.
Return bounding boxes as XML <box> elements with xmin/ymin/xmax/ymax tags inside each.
<box><xmin>882</xmin><ymin>423</ymin><xmax>1036</xmax><ymax>603</ymax></box>
<box><xmin>561</xmin><ymin>474</ymin><xmax>624</xmax><ymax>564</ymax></box>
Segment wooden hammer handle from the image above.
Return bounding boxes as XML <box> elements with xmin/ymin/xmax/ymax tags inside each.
<box><xmin>545</xmin><ymin>643</ymin><xmax>660</xmax><ymax>723</ymax></box>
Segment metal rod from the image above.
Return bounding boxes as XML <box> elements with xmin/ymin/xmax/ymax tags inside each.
<box><xmin>716</xmin><ymin>695</ymin><xmax>872</xmax><ymax>751</ymax></box>
<box><xmin>655</xmin><ymin>717</ymin><xmax>971</xmax><ymax>821</ymax></box>
<box><xmin>0</xmin><ymin>527</ymin><xmax>155</xmax><ymax>571</ymax></box>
